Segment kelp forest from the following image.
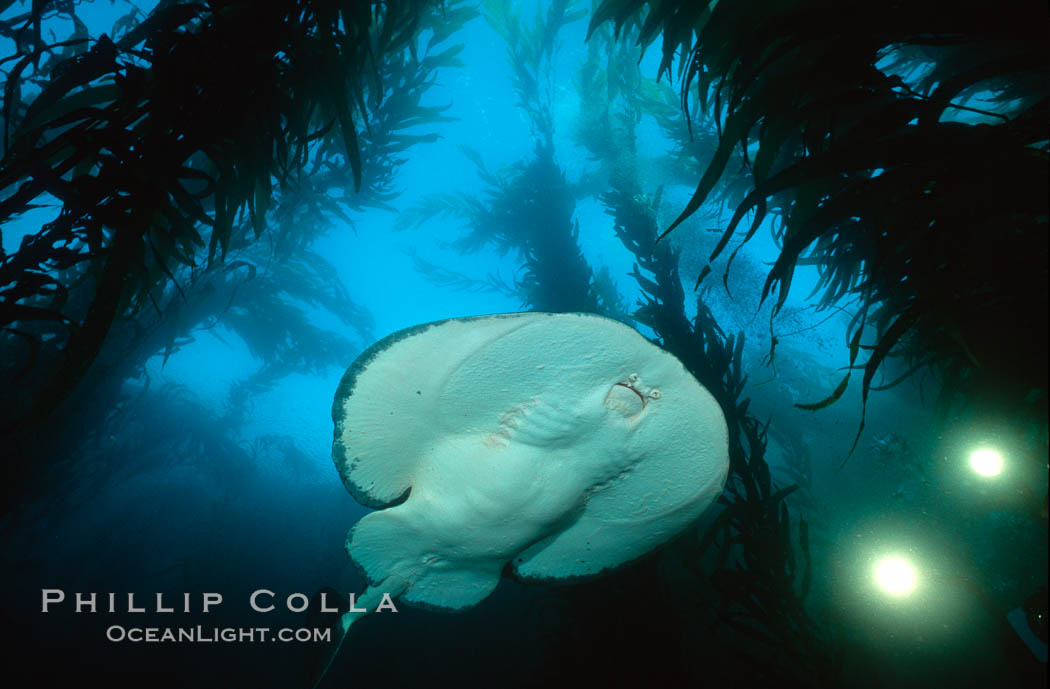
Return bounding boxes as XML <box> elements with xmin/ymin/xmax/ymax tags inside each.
<box><xmin>0</xmin><ymin>2</ymin><xmax>1046</xmax><ymax>688</ymax></box>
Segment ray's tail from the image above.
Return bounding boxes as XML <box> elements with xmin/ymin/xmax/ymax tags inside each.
<box><xmin>310</xmin><ymin>577</ymin><xmax>407</xmax><ymax>689</ymax></box>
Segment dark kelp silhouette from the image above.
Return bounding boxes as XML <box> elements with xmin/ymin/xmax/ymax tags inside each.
<box><xmin>588</xmin><ymin>68</ymin><xmax>836</xmax><ymax>679</ymax></box>
<box><xmin>0</xmin><ymin>0</ymin><xmax>473</xmax><ymax>510</ymax></box>
<box><xmin>589</xmin><ymin>0</ymin><xmax>1048</xmax><ymax>460</ymax></box>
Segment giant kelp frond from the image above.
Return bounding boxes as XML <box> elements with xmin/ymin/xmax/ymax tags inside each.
<box><xmin>0</xmin><ymin>0</ymin><xmax>455</xmax><ymax>436</ymax></box>
<box><xmin>591</xmin><ymin>0</ymin><xmax>1049</xmax><ymax>452</ymax></box>
<box><xmin>496</xmin><ymin>145</ymin><xmax>601</xmax><ymax>313</ymax></box>
<box><xmin>394</xmin><ymin>190</ymin><xmax>488</xmax><ymax>234</ymax></box>
<box><xmin>572</xmin><ymin>20</ymin><xmax>644</xmax><ymax>168</ymax></box>
<box><xmin>482</xmin><ymin>0</ymin><xmax>585</xmax><ymax>143</ymax></box>
<box><xmin>637</xmin><ymin>75</ymin><xmax>754</xmax><ymax>212</ymax></box>
<box><xmin>392</xmin><ymin>144</ymin><xmax>509</xmax><ymax>245</ymax></box>
<box><xmin>767</xmin><ymin>422</ymin><xmax>823</xmax><ymax>519</ymax></box>
<box><xmin>574</xmin><ymin>18</ymin><xmax>749</xmax><ymax>204</ymax></box>
<box><xmin>311</xmin><ymin>3</ymin><xmax>477</xmax><ymax>213</ymax></box>
<box><xmin>213</xmin><ymin>243</ymin><xmax>373</xmax><ymax>373</ymax></box>
<box><xmin>589</xmin><ymin>69</ymin><xmax>832</xmax><ymax>670</ymax></box>
<box><xmin>400</xmin><ymin>2</ymin><xmax>611</xmax><ymax>316</ymax></box>
<box><xmin>401</xmin><ymin>247</ymin><xmax>521</xmax><ymax>299</ymax></box>
<box><xmin>414</xmin><ymin>142</ymin><xmax>603</xmax><ymax>313</ymax></box>
<box><xmin>604</xmin><ymin>180</ymin><xmax>837</xmax><ymax>686</ymax></box>
<box><xmin>0</xmin><ymin>1</ymin><xmax>467</xmax><ymax>514</ymax></box>
<box><xmin>590</xmin><ymin>264</ymin><xmax>631</xmax><ymax>324</ymax></box>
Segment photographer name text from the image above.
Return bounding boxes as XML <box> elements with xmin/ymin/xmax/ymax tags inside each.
<box><xmin>40</xmin><ymin>588</ymin><xmax>398</xmax><ymax>614</ymax></box>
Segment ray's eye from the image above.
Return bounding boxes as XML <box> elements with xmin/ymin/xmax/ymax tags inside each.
<box><xmin>604</xmin><ymin>382</ymin><xmax>645</xmax><ymax>418</ymax></box>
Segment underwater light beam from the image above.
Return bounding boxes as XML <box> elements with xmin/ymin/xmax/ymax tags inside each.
<box><xmin>969</xmin><ymin>447</ymin><xmax>1004</xmax><ymax>477</ymax></box>
<box><xmin>874</xmin><ymin>556</ymin><xmax>918</xmax><ymax>597</ymax></box>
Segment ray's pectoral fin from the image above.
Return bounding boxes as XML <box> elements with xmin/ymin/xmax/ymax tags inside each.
<box><xmin>326</xmin><ymin>312</ymin><xmax>730</xmax><ymax>684</ymax></box>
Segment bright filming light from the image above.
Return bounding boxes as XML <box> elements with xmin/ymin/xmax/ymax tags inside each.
<box><xmin>969</xmin><ymin>448</ymin><xmax>1003</xmax><ymax>477</ymax></box>
<box><xmin>874</xmin><ymin>556</ymin><xmax>918</xmax><ymax>597</ymax></box>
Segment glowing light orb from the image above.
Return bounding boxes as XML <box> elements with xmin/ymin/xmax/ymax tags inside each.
<box><xmin>969</xmin><ymin>448</ymin><xmax>1003</xmax><ymax>477</ymax></box>
<box><xmin>874</xmin><ymin>557</ymin><xmax>918</xmax><ymax>597</ymax></box>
